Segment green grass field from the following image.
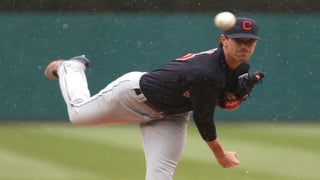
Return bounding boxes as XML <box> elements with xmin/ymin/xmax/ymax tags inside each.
<box><xmin>0</xmin><ymin>122</ymin><xmax>319</xmax><ymax>180</ymax></box>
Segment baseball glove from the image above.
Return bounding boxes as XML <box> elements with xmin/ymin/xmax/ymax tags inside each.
<box><xmin>218</xmin><ymin>71</ymin><xmax>265</xmax><ymax>110</ymax></box>
<box><xmin>235</xmin><ymin>71</ymin><xmax>265</xmax><ymax>100</ymax></box>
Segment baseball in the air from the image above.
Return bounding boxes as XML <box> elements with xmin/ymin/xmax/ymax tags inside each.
<box><xmin>214</xmin><ymin>12</ymin><xmax>236</xmax><ymax>31</ymax></box>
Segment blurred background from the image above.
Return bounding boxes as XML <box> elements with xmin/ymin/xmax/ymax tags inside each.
<box><xmin>0</xmin><ymin>1</ymin><xmax>320</xmax><ymax>179</ymax></box>
<box><xmin>1</xmin><ymin>0</ymin><xmax>320</xmax><ymax>121</ymax></box>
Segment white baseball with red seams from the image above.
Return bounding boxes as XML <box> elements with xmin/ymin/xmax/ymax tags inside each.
<box><xmin>214</xmin><ymin>12</ymin><xmax>236</xmax><ymax>31</ymax></box>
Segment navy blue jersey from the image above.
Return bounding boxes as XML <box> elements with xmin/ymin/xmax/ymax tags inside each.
<box><xmin>140</xmin><ymin>47</ymin><xmax>250</xmax><ymax>141</ymax></box>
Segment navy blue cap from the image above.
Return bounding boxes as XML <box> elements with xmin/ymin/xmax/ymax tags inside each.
<box><xmin>224</xmin><ymin>17</ymin><xmax>261</xmax><ymax>40</ymax></box>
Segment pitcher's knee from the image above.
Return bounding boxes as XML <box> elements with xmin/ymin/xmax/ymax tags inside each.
<box><xmin>69</xmin><ymin>114</ymin><xmax>84</xmax><ymax>126</ymax></box>
<box><xmin>68</xmin><ymin>111</ymin><xmax>89</xmax><ymax>126</ymax></box>
<box><xmin>146</xmin><ymin>169</ymin><xmax>174</xmax><ymax>180</ymax></box>
<box><xmin>68</xmin><ymin>109</ymin><xmax>106</xmax><ymax>126</ymax></box>
<box><xmin>145</xmin><ymin>159</ymin><xmax>177</xmax><ymax>180</ymax></box>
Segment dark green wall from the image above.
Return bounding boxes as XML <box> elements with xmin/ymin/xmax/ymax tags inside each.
<box><xmin>1</xmin><ymin>12</ymin><xmax>319</xmax><ymax>121</ymax></box>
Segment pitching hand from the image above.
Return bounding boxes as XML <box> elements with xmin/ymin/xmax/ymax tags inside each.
<box><xmin>216</xmin><ymin>151</ymin><xmax>240</xmax><ymax>168</ymax></box>
<box><xmin>206</xmin><ymin>138</ymin><xmax>240</xmax><ymax>168</ymax></box>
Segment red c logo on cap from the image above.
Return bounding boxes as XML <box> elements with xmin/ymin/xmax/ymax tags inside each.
<box><xmin>242</xmin><ymin>21</ymin><xmax>252</xmax><ymax>31</ymax></box>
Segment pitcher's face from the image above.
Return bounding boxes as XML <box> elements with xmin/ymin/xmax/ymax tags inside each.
<box><xmin>222</xmin><ymin>35</ymin><xmax>257</xmax><ymax>64</ymax></box>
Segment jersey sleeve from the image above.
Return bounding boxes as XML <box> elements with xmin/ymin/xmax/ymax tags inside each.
<box><xmin>186</xmin><ymin>70</ymin><xmax>223</xmax><ymax>141</ymax></box>
<box><xmin>192</xmin><ymin>101</ymin><xmax>217</xmax><ymax>141</ymax></box>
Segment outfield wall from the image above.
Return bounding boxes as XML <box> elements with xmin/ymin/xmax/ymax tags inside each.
<box><xmin>1</xmin><ymin>12</ymin><xmax>319</xmax><ymax>121</ymax></box>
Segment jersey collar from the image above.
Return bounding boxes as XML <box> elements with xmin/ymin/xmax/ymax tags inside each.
<box><xmin>218</xmin><ymin>47</ymin><xmax>228</xmax><ymax>68</ymax></box>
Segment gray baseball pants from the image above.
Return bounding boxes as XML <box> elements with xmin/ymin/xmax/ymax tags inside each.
<box><xmin>56</xmin><ymin>57</ymin><xmax>190</xmax><ymax>180</ymax></box>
